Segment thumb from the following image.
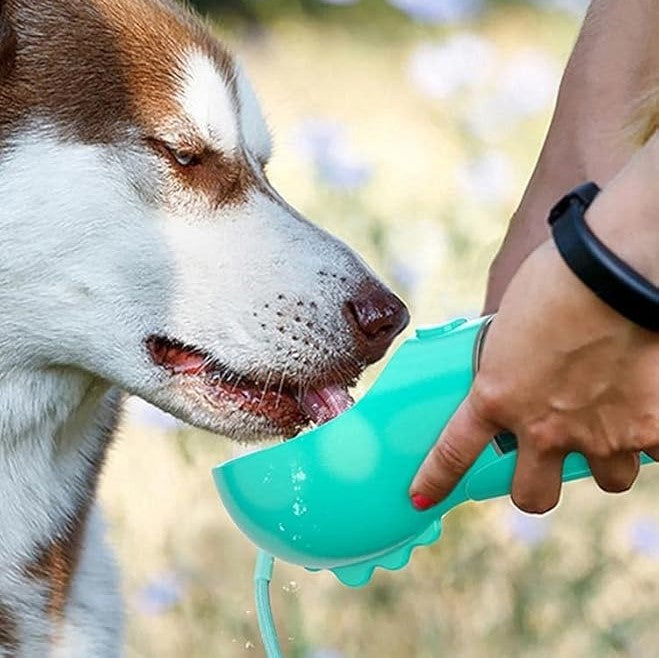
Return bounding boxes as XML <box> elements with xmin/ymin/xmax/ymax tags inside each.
<box><xmin>409</xmin><ymin>394</ymin><xmax>500</xmax><ymax>509</ymax></box>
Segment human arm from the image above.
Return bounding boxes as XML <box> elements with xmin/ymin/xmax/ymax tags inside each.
<box><xmin>484</xmin><ymin>0</ymin><xmax>659</xmax><ymax>313</ymax></box>
<box><xmin>410</xmin><ymin>133</ymin><xmax>659</xmax><ymax>513</ymax></box>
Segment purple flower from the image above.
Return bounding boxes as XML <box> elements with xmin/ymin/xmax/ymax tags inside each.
<box><xmin>629</xmin><ymin>517</ymin><xmax>659</xmax><ymax>558</ymax></box>
<box><xmin>464</xmin><ymin>96</ymin><xmax>517</xmax><ymax>141</ymax></box>
<box><xmin>508</xmin><ymin>508</ymin><xmax>549</xmax><ymax>546</ymax></box>
<box><xmin>125</xmin><ymin>396</ymin><xmax>182</xmax><ymax>431</ymax></box>
<box><xmin>497</xmin><ymin>51</ymin><xmax>560</xmax><ymax>118</ymax></box>
<box><xmin>291</xmin><ymin>118</ymin><xmax>372</xmax><ymax>191</ymax></box>
<box><xmin>463</xmin><ymin>50</ymin><xmax>559</xmax><ymax>141</ymax></box>
<box><xmin>390</xmin><ymin>259</ymin><xmax>421</xmax><ymax>293</ymax></box>
<box><xmin>463</xmin><ymin>51</ymin><xmax>558</xmax><ymax>141</ymax></box>
<box><xmin>292</xmin><ymin>119</ymin><xmax>344</xmax><ymax>164</ymax></box>
<box><xmin>389</xmin><ymin>0</ymin><xmax>484</xmax><ymax>24</ymax></box>
<box><xmin>136</xmin><ymin>572</ymin><xmax>185</xmax><ymax>615</ymax></box>
<box><xmin>457</xmin><ymin>150</ymin><xmax>514</xmax><ymax>204</ymax></box>
<box><xmin>408</xmin><ymin>35</ymin><xmax>496</xmax><ymax>100</ymax></box>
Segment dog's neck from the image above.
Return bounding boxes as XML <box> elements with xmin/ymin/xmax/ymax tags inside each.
<box><xmin>0</xmin><ymin>365</ymin><xmax>120</xmax><ymax>635</ymax></box>
<box><xmin>0</xmin><ymin>366</ymin><xmax>118</xmax><ymax>562</ymax></box>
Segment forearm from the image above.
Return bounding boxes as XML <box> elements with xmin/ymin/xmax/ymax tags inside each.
<box><xmin>484</xmin><ymin>0</ymin><xmax>659</xmax><ymax>312</ymax></box>
<box><xmin>587</xmin><ymin>131</ymin><xmax>659</xmax><ymax>286</ymax></box>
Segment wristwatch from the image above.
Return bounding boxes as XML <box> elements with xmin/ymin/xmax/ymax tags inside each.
<box><xmin>548</xmin><ymin>182</ymin><xmax>659</xmax><ymax>332</ymax></box>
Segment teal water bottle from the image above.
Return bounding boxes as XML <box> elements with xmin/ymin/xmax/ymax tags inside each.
<box><xmin>213</xmin><ymin>316</ymin><xmax>655</xmax><ymax>587</ymax></box>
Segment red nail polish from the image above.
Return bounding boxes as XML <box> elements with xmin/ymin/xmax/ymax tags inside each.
<box><xmin>411</xmin><ymin>493</ymin><xmax>436</xmax><ymax>511</ymax></box>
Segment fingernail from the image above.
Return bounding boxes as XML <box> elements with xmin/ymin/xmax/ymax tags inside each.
<box><xmin>411</xmin><ymin>493</ymin><xmax>436</xmax><ymax>511</ymax></box>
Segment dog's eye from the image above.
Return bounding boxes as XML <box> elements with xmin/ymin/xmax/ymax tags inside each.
<box><xmin>168</xmin><ymin>147</ymin><xmax>200</xmax><ymax>168</ymax></box>
<box><xmin>150</xmin><ymin>139</ymin><xmax>202</xmax><ymax>168</ymax></box>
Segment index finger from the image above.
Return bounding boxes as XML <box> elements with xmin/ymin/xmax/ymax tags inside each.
<box><xmin>409</xmin><ymin>394</ymin><xmax>500</xmax><ymax>509</ymax></box>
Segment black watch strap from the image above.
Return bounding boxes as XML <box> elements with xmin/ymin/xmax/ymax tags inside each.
<box><xmin>548</xmin><ymin>182</ymin><xmax>659</xmax><ymax>332</ymax></box>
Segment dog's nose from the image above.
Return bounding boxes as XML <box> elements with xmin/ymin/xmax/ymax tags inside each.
<box><xmin>344</xmin><ymin>281</ymin><xmax>410</xmax><ymax>364</ymax></box>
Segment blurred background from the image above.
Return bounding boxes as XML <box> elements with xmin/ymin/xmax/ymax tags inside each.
<box><xmin>99</xmin><ymin>1</ymin><xmax>659</xmax><ymax>656</ymax></box>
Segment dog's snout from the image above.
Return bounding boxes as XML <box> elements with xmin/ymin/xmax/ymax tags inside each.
<box><xmin>344</xmin><ymin>281</ymin><xmax>410</xmax><ymax>364</ymax></box>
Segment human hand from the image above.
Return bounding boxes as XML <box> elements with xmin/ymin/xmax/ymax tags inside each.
<box><xmin>410</xmin><ymin>240</ymin><xmax>659</xmax><ymax>514</ymax></box>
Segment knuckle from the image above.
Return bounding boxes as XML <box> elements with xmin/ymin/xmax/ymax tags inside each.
<box><xmin>524</xmin><ymin>423</ymin><xmax>560</xmax><ymax>455</ymax></box>
<box><xmin>638</xmin><ymin>412</ymin><xmax>659</xmax><ymax>442</ymax></box>
<box><xmin>434</xmin><ymin>436</ymin><xmax>469</xmax><ymax>477</ymax></box>
<box><xmin>629</xmin><ymin>432</ymin><xmax>647</xmax><ymax>453</ymax></box>
<box><xmin>589</xmin><ymin>443</ymin><xmax>614</xmax><ymax>460</ymax></box>
<box><xmin>471</xmin><ymin>381</ymin><xmax>505</xmax><ymax>420</ymax></box>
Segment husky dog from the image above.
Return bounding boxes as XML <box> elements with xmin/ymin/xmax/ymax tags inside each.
<box><xmin>0</xmin><ymin>0</ymin><xmax>409</xmax><ymax>654</ymax></box>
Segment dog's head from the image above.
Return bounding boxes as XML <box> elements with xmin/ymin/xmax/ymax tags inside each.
<box><xmin>0</xmin><ymin>0</ymin><xmax>409</xmax><ymax>440</ymax></box>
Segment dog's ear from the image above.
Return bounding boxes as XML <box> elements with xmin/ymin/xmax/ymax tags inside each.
<box><xmin>0</xmin><ymin>0</ymin><xmax>16</xmax><ymax>80</ymax></box>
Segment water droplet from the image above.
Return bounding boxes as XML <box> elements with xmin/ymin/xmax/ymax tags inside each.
<box><xmin>292</xmin><ymin>501</ymin><xmax>308</xmax><ymax>517</ymax></box>
<box><xmin>291</xmin><ymin>468</ymin><xmax>307</xmax><ymax>483</ymax></box>
<box><xmin>282</xmin><ymin>580</ymin><xmax>300</xmax><ymax>593</ymax></box>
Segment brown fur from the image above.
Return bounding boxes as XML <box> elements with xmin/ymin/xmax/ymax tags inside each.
<box><xmin>0</xmin><ymin>0</ymin><xmax>260</xmax><ymax>213</ymax></box>
<box><xmin>0</xmin><ymin>1</ymin><xmax>16</xmax><ymax>79</ymax></box>
<box><xmin>0</xmin><ymin>604</ymin><xmax>17</xmax><ymax>657</ymax></box>
<box><xmin>0</xmin><ymin>0</ymin><xmax>234</xmax><ymax>145</ymax></box>
<box><xmin>24</xmin><ymin>500</ymin><xmax>94</xmax><ymax>626</ymax></box>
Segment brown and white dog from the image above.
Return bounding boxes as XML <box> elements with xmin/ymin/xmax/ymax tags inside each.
<box><xmin>0</xmin><ymin>0</ymin><xmax>409</xmax><ymax>654</ymax></box>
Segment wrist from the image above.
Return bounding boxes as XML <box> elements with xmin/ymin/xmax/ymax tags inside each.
<box><xmin>585</xmin><ymin>134</ymin><xmax>659</xmax><ymax>285</ymax></box>
<box><xmin>524</xmin><ymin>239</ymin><xmax>643</xmax><ymax>338</ymax></box>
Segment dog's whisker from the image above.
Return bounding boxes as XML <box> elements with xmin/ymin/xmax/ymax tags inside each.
<box><xmin>275</xmin><ymin>367</ymin><xmax>288</xmax><ymax>408</ymax></box>
<box><xmin>256</xmin><ymin>369</ymin><xmax>273</xmax><ymax>412</ymax></box>
<box><xmin>230</xmin><ymin>374</ymin><xmax>244</xmax><ymax>393</ymax></box>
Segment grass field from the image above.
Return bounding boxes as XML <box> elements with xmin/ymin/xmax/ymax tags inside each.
<box><xmin>99</xmin><ymin>3</ymin><xmax>659</xmax><ymax>656</ymax></box>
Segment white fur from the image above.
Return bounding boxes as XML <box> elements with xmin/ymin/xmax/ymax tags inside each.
<box><xmin>235</xmin><ymin>62</ymin><xmax>273</xmax><ymax>163</ymax></box>
<box><xmin>178</xmin><ymin>48</ymin><xmax>239</xmax><ymax>153</ymax></box>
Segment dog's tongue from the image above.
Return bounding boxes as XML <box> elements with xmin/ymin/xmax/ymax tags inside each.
<box><xmin>299</xmin><ymin>385</ymin><xmax>354</xmax><ymax>425</ymax></box>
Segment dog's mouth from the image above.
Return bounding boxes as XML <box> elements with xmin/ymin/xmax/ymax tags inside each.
<box><xmin>146</xmin><ymin>336</ymin><xmax>355</xmax><ymax>437</ymax></box>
